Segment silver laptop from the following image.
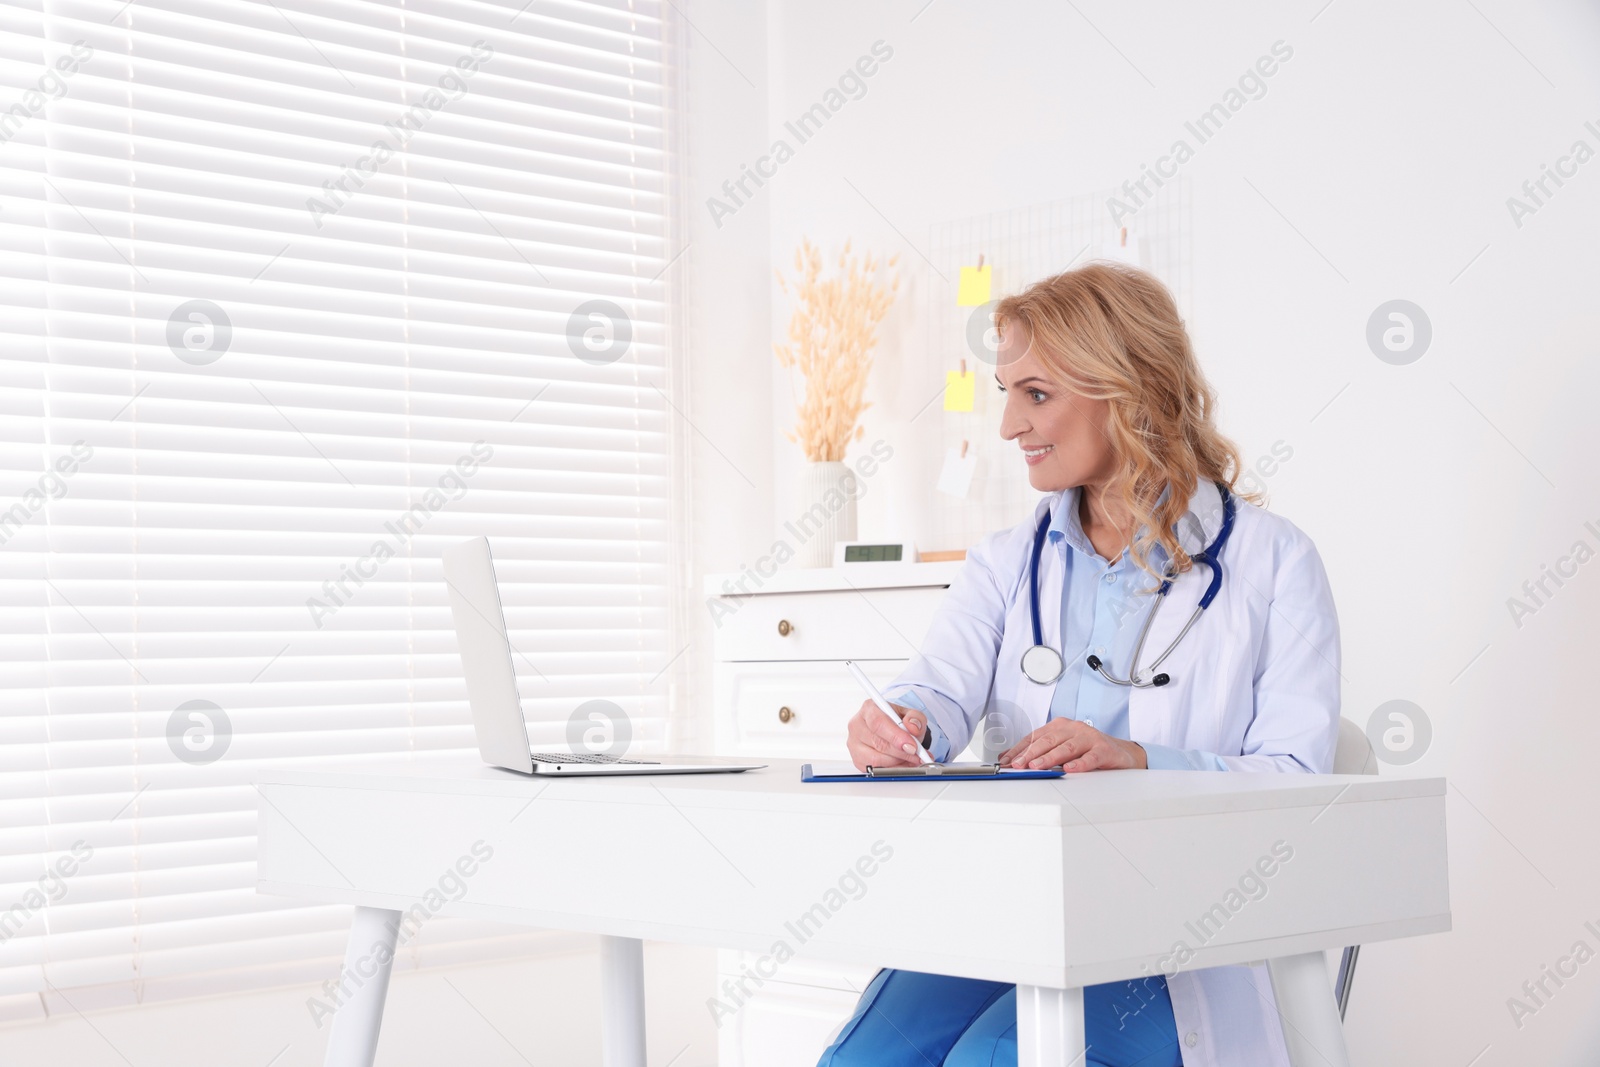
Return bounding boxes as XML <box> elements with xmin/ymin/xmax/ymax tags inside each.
<box><xmin>442</xmin><ymin>537</ymin><xmax>764</xmax><ymax>776</ymax></box>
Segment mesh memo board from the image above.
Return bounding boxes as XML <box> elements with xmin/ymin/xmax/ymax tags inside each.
<box><xmin>922</xmin><ymin>179</ymin><xmax>1192</xmax><ymax>553</ymax></box>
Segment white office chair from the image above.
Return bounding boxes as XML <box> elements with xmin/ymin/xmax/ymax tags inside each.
<box><xmin>1330</xmin><ymin>716</ymin><xmax>1378</xmax><ymax>1020</ymax></box>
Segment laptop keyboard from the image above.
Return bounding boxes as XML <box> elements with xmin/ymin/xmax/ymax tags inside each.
<box><xmin>529</xmin><ymin>751</ymin><xmax>657</xmax><ymax>765</ymax></box>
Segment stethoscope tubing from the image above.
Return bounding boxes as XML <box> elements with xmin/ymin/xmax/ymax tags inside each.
<box><xmin>1025</xmin><ymin>482</ymin><xmax>1235</xmax><ymax>688</ymax></box>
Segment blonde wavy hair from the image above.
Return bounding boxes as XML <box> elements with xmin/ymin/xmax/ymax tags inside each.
<box><xmin>994</xmin><ymin>261</ymin><xmax>1262</xmax><ymax>587</ymax></box>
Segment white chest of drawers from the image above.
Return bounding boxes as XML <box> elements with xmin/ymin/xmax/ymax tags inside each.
<box><xmin>704</xmin><ymin>561</ymin><xmax>962</xmax><ymax>1065</ymax></box>
<box><xmin>706</xmin><ymin>561</ymin><xmax>962</xmax><ymax>758</ymax></box>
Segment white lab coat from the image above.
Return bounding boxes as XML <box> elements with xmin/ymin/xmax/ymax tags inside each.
<box><xmin>886</xmin><ymin>480</ymin><xmax>1341</xmax><ymax>1067</ymax></box>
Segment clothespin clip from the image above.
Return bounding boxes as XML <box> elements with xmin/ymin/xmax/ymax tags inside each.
<box><xmin>958</xmin><ymin>256</ymin><xmax>991</xmax><ymax>307</ymax></box>
<box><xmin>976</xmin><ymin>253</ymin><xmax>985</xmax><ymax>270</ymax></box>
<box><xmin>1119</xmin><ymin>228</ymin><xmax>1128</xmax><ymax>248</ymax></box>
<box><xmin>959</xmin><ymin>357</ymin><xmax>967</xmax><ymax>376</ymax></box>
<box><xmin>960</xmin><ymin>439</ymin><xmax>969</xmax><ymax>459</ymax></box>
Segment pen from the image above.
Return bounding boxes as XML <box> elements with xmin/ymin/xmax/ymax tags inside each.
<box><xmin>844</xmin><ymin>659</ymin><xmax>935</xmax><ymax>765</ymax></box>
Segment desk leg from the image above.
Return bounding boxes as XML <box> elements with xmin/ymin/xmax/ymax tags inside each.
<box><xmin>324</xmin><ymin>905</ymin><xmax>401</xmax><ymax>1067</ymax></box>
<box><xmin>599</xmin><ymin>935</ymin><xmax>647</xmax><ymax>1067</ymax></box>
<box><xmin>1016</xmin><ymin>984</ymin><xmax>1085</xmax><ymax>1066</ymax></box>
<box><xmin>1266</xmin><ymin>951</ymin><xmax>1350</xmax><ymax>1067</ymax></box>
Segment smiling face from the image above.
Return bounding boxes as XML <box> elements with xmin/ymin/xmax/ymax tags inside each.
<box><xmin>995</xmin><ymin>322</ymin><xmax>1117</xmax><ymax>495</ymax></box>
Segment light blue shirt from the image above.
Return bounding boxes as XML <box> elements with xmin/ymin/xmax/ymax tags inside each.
<box><xmin>897</xmin><ymin>486</ymin><xmax>1228</xmax><ymax>770</ymax></box>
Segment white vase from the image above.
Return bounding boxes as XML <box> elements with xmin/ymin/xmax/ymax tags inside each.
<box><xmin>791</xmin><ymin>461</ymin><xmax>858</xmax><ymax>569</ymax></box>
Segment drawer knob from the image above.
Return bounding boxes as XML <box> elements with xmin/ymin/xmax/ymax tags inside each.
<box><xmin>777</xmin><ymin>619</ymin><xmax>793</xmax><ymax>637</ymax></box>
<box><xmin>778</xmin><ymin>706</ymin><xmax>794</xmax><ymax>724</ymax></box>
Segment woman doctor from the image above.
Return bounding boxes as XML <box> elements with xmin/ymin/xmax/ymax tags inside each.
<box><xmin>818</xmin><ymin>263</ymin><xmax>1341</xmax><ymax>1067</ymax></box>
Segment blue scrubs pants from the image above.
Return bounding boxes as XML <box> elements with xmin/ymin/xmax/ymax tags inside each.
<box><xmin>817</xmin><ymin>968</ymin><xmax>1183</xmax><ymax>1067</ymax></box>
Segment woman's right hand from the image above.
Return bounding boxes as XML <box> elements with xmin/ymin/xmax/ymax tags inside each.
<box><xmin>846</xmin><ymin>699</ymin><xmax>928</xmax><ymax>771</ymax></box>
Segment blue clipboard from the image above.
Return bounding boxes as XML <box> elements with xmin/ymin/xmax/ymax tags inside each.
<box><xmin>800</xmin><ymin>761</ymin><xmax>1065</xmax><ymax>782</ymax></box>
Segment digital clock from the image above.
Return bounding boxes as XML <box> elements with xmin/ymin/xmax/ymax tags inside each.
<box><xmin>834</xmin><ymin>540</ymin><xmax>918</xmax><ymax>565</ymax></box>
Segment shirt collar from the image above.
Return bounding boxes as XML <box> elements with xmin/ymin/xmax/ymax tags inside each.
<box><xmin>1046</xmin><ymin>480</ymin><xmax>1228</xmax><ymax>562</ymax></box>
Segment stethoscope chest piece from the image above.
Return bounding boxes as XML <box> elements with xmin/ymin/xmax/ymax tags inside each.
<box><xmin>1020</xmin><ymin>643</ymin><xmax>1065</xmax><ymax>685</ymax></box>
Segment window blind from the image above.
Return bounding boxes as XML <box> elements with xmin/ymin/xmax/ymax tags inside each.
<box><xmin>0</xmin><ymin>0</ymin><xmax>678</xmax><ymax>1021</ymax></box>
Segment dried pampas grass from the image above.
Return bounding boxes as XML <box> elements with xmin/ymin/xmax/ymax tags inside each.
<box><xmin>774</xmin><ymin>239</ymin><xmax>899</xmax><ymax>462</ymax></box>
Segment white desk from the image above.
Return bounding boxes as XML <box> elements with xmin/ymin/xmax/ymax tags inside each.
<box><xmin>256</xmin><ymin>757</ymin><xmax>1449</xmax><ymax>1067</ymax></box>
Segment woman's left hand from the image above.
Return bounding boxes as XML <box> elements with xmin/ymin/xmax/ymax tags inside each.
<box><xmin>1000</xmin><ymin>720</ymin><xmax>1147</xmax><ymax>772</ymax></box>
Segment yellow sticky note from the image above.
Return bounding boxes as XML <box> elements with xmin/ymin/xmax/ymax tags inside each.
<box><xmin>944</xmin><ymin>370</ymin><xmax>975</xmax><ymax>412</ymax></box>
<box><xmin>957</xmin><ymin>264</ymin><xmax>991</xmax><ymax>306</ymax></box>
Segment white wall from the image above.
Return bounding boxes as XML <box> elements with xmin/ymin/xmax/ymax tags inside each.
<box><xmin>678</xmin><ymin>0</ymin><xmax>776</xmax><ymax>751</ymax></box>
<box><xmin>684</xmin><ymin>0</ymin><xmax>1600</xmax><ymax>1064</ymax></box>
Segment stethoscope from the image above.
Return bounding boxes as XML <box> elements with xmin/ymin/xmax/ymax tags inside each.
<box><xmin>1019</xmin><ymin>482</ymin><xmax>1236</xmax><ymax>688</ymax></box>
